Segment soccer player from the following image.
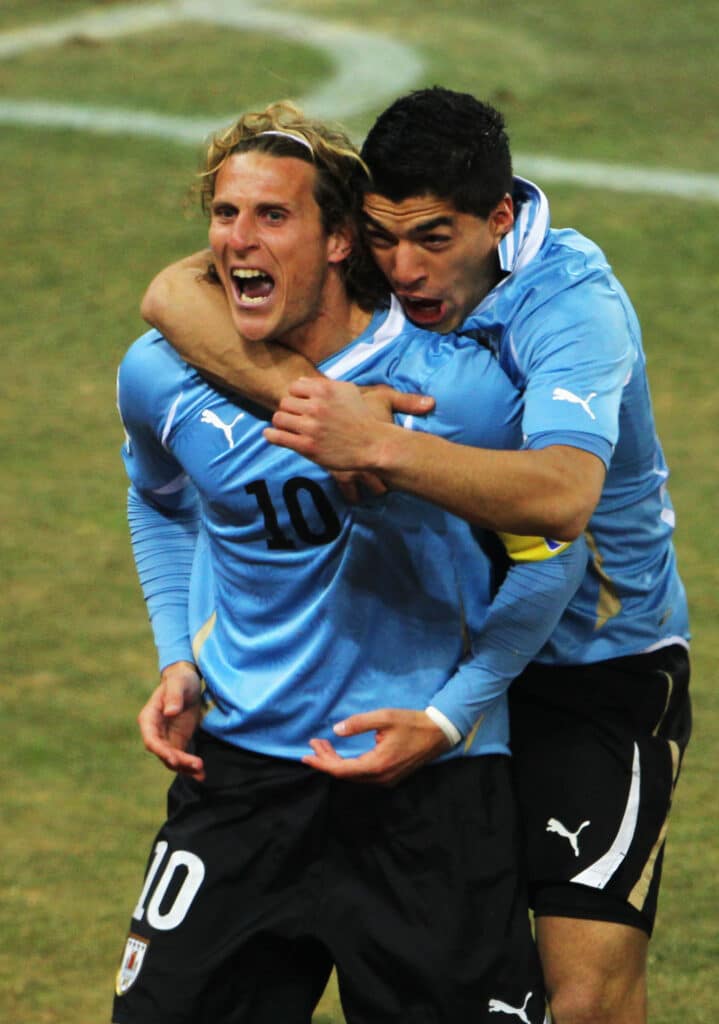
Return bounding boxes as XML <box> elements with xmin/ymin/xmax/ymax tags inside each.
<box><xmin>141</xmin><ymin>90</ymin><xmax>691</xmax><ymax>1024</ymax></box>
<box><xmin>113</xmin><ymin>102</ymin><xmax>583</xmax><ymax>1024</ymax></box>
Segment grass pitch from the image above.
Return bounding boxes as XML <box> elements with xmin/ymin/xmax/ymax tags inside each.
<box><xmin>1</xmin><ymin>2</ymin><xmax>717</xmax><ymax>1021</ymax></box>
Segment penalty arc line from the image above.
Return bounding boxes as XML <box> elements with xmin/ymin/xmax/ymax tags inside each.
<box><xmin>1</xmin><ymin>0</ymin><xmax>718</xmax><ymax>203</ymax></box>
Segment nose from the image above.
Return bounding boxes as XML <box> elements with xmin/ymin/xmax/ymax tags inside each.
<box><xmin>228</xmin><ymin>210</ymin><xmax>259</xmax><ymax>254</ymax></box>
<box><xmin>390</xmin><ymin>241</ymin><xmax>426</xmax><ymax>291</ymax></box>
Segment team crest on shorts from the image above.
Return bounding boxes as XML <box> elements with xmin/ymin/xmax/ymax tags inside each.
<box><xmin>115</xmin><ymin>934</ymin><xmax>149</xmax><ymax>995</ymax></box>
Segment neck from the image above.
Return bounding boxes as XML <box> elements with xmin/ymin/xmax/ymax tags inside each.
<box><xmin>469</xmin><ymin>252</ymin><xmax>505</xmax><ymax>314</ymax></box>
<box><xmin>280</xmin><ymin>273</ymin><xmax>373</xmax><ymax>363</ymax></box>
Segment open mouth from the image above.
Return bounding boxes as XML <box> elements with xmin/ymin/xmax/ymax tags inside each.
<box><xmin>401</xmin><ymin>296</ymin><xmax>446</xmax><ymax>326</ymax></box>
<box><xmin>231</xmin><ymin>268</ymin><xmax>274</xmax><ymax>306</ymax></box>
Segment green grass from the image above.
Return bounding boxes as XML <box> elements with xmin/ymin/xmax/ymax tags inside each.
<box><xmin>1</xmin><ymin>2</ymin><xmax>717</xmax><ymax>1022</ymax></box>
<box><xmin>284</xmin><ymin>0</ymin><xmax>719</xmax><ymax>169</ymax></box>
<box><xmin>0</xmin><ymin>24</ymin><xmax>329</xmax><ymax>116</ymax></box>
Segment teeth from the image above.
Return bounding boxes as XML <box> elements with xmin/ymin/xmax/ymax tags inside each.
<box><xmin>230</xmin><ymin>267</ymin><xmax>273</xmax><ymax>305</ymax></box>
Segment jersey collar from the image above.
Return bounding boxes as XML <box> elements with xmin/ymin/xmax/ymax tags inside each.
<box><xmin>498</xmin><ymin>176</ymin><xmax>551</xmax><ymax>275</ymax></box>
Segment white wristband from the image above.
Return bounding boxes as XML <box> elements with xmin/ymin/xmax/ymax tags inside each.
<box><xmin>425</xmin><ymin>706</ymin><xmax>462</xmax><ymax>747</ymax></box>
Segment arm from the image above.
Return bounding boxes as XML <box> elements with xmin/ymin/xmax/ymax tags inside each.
<box><xmin>141</xmin><ymin>255</ymin><xmax>434</xmax><ymax>504</ymax></box>
<box><xmin>265</xmin><ymin>376</ymin><xmax>605</xmax><ymax>540</ymax></box>
<box><xmin>364</xmin><ymin>432</ymin><xmax>605</xmax><ymax>541</ymax></box>
<box><xmin>303</xmin><ymin>536</ymin><xmax>588</xmax><ymax>785</ymax></box>
<box><xmin>141</xmin><ymin>251</ymin><xmax>319</xmax><ymax>408</ymax></box>
<box><xmin>127</xmin><ymin>484</ymin><xmax>205</xmax><ymax>778</ymax></box>
<box><xmin>298</xmin><ymin>346</ymin><xmax>588</xmax><ymax>784</ymax></box>
<box><xmin>119</xmin><ymin>338</ymin><xmax>204</xmax><ymax>774</ymax></box>
<box><xmin>427</xmin><ymin>534</ymin><xmax>587</xmax><ymax>735</ymax></box>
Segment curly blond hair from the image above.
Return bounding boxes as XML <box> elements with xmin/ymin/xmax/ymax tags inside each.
<box><xmin>199</xmin><ymin>102</ymin><xmax>388</xmax><ymax>311</ymax></box>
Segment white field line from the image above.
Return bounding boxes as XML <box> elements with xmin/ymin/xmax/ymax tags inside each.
<box><xmin>1</xmin><ymin>1</ymin><xmax>718</xmax><ymax>203</ymax></box>
<box><xmin>0</xmin><ymin>0</ymin><xmax>425</xmax><ymax>122</ymax></box>
<box><xmin>514</xmin><ymin>154</ymin><xmax>719</xmax><ymax>204</ymax></box>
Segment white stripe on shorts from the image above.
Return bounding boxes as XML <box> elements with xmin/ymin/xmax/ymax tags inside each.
<box><xmin>571</xmin><ymin>742</ymin><xmax>640</xmax><ymax>889</ymax></box>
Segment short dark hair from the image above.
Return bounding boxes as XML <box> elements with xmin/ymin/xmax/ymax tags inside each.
<box><xmin>361</xmin><ymin>87</ymin><xmax>513</xmax><ymax>218</ymax></box>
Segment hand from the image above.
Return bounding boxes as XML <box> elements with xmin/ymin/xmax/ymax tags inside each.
<box><xmin>137</xmin><ymin>661</ymin><xmax>205</xmax><ymax>781</ymax></box>
<box><xmin>264</xmin><ymin>377</ymin><xmax>434</xmax><ymax>472</ymax></box>
<box><xmin>302</xmin><ymin>709</ymin><xmax>451</xmax><ymax>786</ymax></box>
<box><xmin>331</xmin><ymin>469</ymin><xmax>389</xmax><ymax>503</ymax></box>
<box><xmin>358</xmin><ymin>382</ymin><xmax>434</xmax><ymax>423</ymax></box>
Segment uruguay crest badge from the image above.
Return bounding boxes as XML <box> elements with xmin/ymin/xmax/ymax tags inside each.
<box><xmin>115</xmin><ymin>934</ymin><xmax>150</xmax><ymax>995</ymax></box>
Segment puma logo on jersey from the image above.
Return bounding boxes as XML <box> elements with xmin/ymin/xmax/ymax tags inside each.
<box><xmin>546</xmin><ymin>817</ymin><xmax>591</xmax><ymax>857</ymax></box>
<box><xmin>489</xmin><ymin>991</ymin><xmax>534</xmax><ymax>1022</ymax></box>
<box><xmin>552</xmin><ymin>387</ymin><xmax>597</xmax><ymax>420</ymax></box>
<box><xmin>200</xmin><ymin>409</ymin><xmax>245</xmax><ymax>449</ymax></box>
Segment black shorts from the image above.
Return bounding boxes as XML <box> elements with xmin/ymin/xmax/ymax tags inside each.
<box><xmin>508</xmin><ymin>644</ymin><xmax>691</xmax><ymax>935</ymax></box>
<box><xmin>112</xmin><ymin>732</ymin><xmax>546</xmax><ymax>1024</ymax></box>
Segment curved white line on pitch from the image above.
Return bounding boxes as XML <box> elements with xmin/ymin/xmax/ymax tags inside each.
<box><xmin>1</xmin><ymin>1</ymin><xmax>718</xmax><ymax>202</ymax></box>
<box><xmin>0</xmin><ymin>0</ymin><xmax>425</xmax><ymax>120</ymax></box>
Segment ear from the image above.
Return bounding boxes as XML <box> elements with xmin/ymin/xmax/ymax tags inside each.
<box><xmin>326</xmin><ymin>222</ymin><xmax>354</xmax><ymax>266</ymax></box>
<box><xmin>488</xmin><ymin>194</ymin><xmax>514</xmax><ymax>243</ymax></box>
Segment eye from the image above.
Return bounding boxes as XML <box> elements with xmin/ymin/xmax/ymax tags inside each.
<box><xmin>421</xmin><ymin>234</ymin><xmax>451</xmax><ymax>249</ymax></box>
<box><xmin>211</xmin><ymin>203</ymin><xmax>236</xmax><ymax>221</ymax></box>
<box><xmin>364</xmin><ymin>227</ymin><xmax>394</xmax><ymax>249</ymax></box>
<box><xmin>263</xmin><ymin>208</ymin><xmax>287</xmax><ymax>225</ymax></box>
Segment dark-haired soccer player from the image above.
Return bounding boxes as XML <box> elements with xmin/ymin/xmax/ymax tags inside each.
<box><xmin>140</xmin><ymin>89</ymin><xmax>691</xmax><ymax>1024</ymax></box>
<box><xmin>112</xmin><ymin>101</ymin><xmax>586</xmax><ymax>1024</ymax></box>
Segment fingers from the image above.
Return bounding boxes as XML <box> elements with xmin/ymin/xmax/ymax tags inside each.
<box><xmin>302</xmin><ymin>738</ymin><xmax>389</xmax><ymax>783</ymax></box>
<box><xmin>137</xmin><ymin>687</ymin><xmax>168</xmax><ymax>741</ymax></box>
<box><xmin>137</xmin><ymin>707</ymin><xmax>205</xmax><ymax>780</ymax></box>
<box><xmin>332</xmin><ymin>470</ymin><xmax>388</xmax><ymax>503</ymax></box>
<box><xmin>269</xmin><ymin>408</ymin><xmax>310</xmax><ymax>434</ymax></box>
<box><xmin>263</xmin><ymin>425</ymin><xmax>315</xmax><ymax>455</ymax></box>
<box><xmin>286</xmin><ymin>376</ymin><xmax>334</xmax><ymax>399</ymax></box>
<box><xmin>275</xmin><ymin>393</ymin><xmax>312</xmax><ymax>416</ymax></box>
<box><xmin>386</xmin><ymin>388</ymin><xmax>435</xmax><ymax>415</ymax></box>
<box><xmin>149</xmin><ymin>738</ymin><xmax>205</xmax><ymax>781</ymax></box>
<box><xmin>306</xmin><ymin>710</ymin><xmax>452</xmax><ymax>786</ymax></box>
<box><xmin>359</xmin><ymin>384</ymin><xmax>435</xmax><ymax>422</ymax></box>
<box><xmin>266</xmin><ymin>397</ymin><xmax>320</xmax><ymax>453</ymax></box>
<box><xmin>137</xmin><ymin>670</ymin><xmax>205</xmax><ymax>780</ymax></box>
<box><xmin>333</xmin><ymin>472</ymin><xmax>362</xmax><ymax>504</ymax></box>
<box><xmin>333</xmin><ymin>710</ymin><xmax>395</xmax><ymax>737</ymax></box>
<box><xmin>305</xmin><ymin>737</ymin><xmax>344</xmax><ymax>764</ymax></box>
<box><xmin>355</xmin><ymin>472</ymin><xmax>388</xmax><ymax>496</ymax></box>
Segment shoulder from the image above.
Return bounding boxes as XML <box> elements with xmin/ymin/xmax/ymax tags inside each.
<box><xmin>119</xmin><ymin>328</ymin><xmax>193</xmax><ymax>396</ymax></box>
<box><xmin>535</xmin><ymin>230</ymin><xmax>637</xmax><ymax>331</ymax></box>
<box><xmin>504</xmin><ymin>233</ymin><xmax>639</xmax><ymax>371</ymax></box>
<box><xmin>118</xmin><ymin>329</ymin><xmax>196</xmax><ymax>428</ymax></box>
<box><xmin>120</xmin><ymin>328</ymin><xmax>186</xmax><ymax>381</ymax></box>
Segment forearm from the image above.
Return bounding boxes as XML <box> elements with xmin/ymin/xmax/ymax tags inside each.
<box><xmin>268</xmin><ymin>378</ymin><xmax>605</xmax><ymax>538</ymax></box>
<box><xmin>367</xmin><ymin>428</ymin><xmax>604</xmax><ymax>540</ymax></box>
<box><xmin>431</xmin><ymin>538</ymin><xmax>587</xmax><ymax>736</ymax></box>
<box><xmin>141</xmin><ymin>251</ymin><xmax>318</xmax><ymax>410</ymax></box>
<box><xmin>127</xmin><ymin>486</ymin><xmax>199</xmax><ymax>669</ymax></box>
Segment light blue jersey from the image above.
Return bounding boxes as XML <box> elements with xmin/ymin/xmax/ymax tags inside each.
<box><xmin>462</xmin><ymin>177</ymin><xmax>689</xmax><ymax>664</ymax></box>
<box><xmin>118</xmin><ymin>304</ymin><xmax>585</xmax><ymax>761</ymax></box>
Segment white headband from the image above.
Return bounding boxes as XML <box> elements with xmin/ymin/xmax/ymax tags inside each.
<box><xmin>257</xmin><ymin>130</ymin><xmax>313</xmax><ymax>156</ymax></box>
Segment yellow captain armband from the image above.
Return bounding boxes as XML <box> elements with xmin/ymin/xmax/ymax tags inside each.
<box><xmin>497</xmin><ymin>531</ymin><xmax>571</xmax><ymax>563</ymax></box>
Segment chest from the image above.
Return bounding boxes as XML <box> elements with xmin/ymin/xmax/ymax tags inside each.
<box><xmin>168</xmin><ymin>388</ymin><xmax>345</xmax><ymax>550</ymax></box>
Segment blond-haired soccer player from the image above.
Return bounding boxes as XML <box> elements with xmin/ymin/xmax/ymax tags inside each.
<box><xmin>112</xmin><ymin>103</ymin><xmax>583</xmax><ymax>1023</ymax></box>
